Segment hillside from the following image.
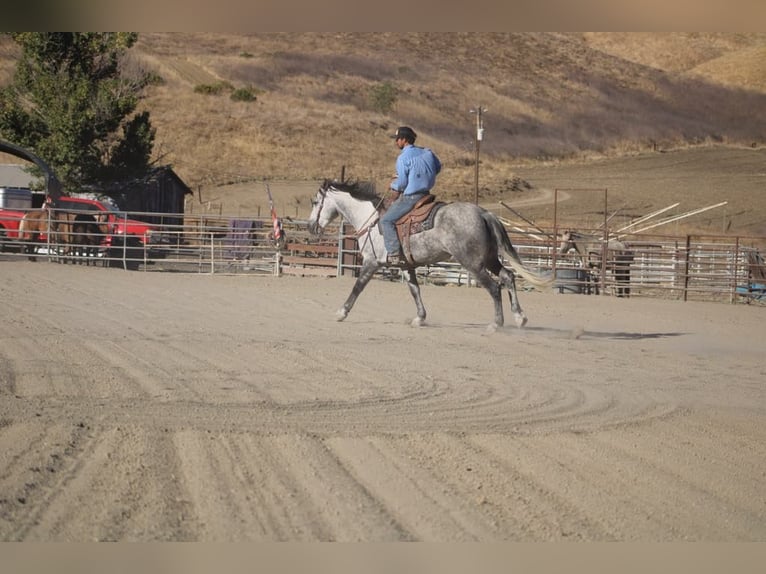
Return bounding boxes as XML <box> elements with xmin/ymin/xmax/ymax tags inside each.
<box><xmin>2</xmin><ymin>33</ymin><xmax>766</xmax><ymax>234</ymax></box>
<box><xmin>125</xmin><ymin>33</ymin><xmax>766</xmax><ymax>185</ymax></box>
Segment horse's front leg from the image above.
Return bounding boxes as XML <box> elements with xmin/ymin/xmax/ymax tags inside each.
<box><xmin>405</xmin><ymin>267</ymin><xmax>427</xmax><ymax>326</ymax></box>
<box><xmin>336</xmin><ymin>260</ymin><xmax>379</xmax><ymax>321</ymax></box>
<box><xmin>24</xmin><ymin>241</ymin><xmax>37</xmax><ymax>262</ymax></box>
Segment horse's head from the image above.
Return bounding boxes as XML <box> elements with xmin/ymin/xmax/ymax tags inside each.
<box><xmin>95</xmin><ymin>212</ymin><xmax>110</xmax><ymax>235</ymax></box>
<box><xmin>308</xmin><ymin>178</ymin><xmax>380</xmax><ymax>236</ymax></box>
<box><xmin>307</xmin><ymin>179</ymin><xmax>339</xmax><ymax>236</ymax></box>
<box><xmin>558</xmin><ymin>229</ymin><xmax>577</xmax><ymax>255</ymax></box>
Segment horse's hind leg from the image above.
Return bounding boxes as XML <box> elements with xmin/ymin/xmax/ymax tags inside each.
<box><xmin>487</xmin><ymin>258</ymin><xmax>527</xmax><ymax>328</ymax></box>
<box><xmin>405</xmin><ymin>268</ymin><xmax>427</xmax><ymax>326</ymax></box>
<box><xmin>497</xmin><ymin>267</ymin><xmax>527</xmax><ymax>327</ymax></box>
<box><xmin>470</xmin><ymin>267</ymin><xmax>504</xmax><ymax>331</ymax></box>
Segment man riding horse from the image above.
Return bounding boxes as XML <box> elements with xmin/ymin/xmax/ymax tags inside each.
<box><xmin>380</xmin><ymin>126</ymin><xmax>442</xmax><ymax>266</ymax></box>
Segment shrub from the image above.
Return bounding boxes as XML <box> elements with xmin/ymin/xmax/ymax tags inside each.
<box><xmin>145</xmin><ymin>71</ymin><xmax>165</xmax><ymax>86</ymax></box>
<box><xmin>368</xmin><ymin>81</ymin><xmax>398</xmax><ymax>114</ymax></box>
<box><xmin>230</xmin><ymin>86</ymin><xmax>259</xmax><ymax>102</ymax></box>
<box><xmin>193</xmin><ymin>81</ymin><xmax>234</xmax><ymax>96</ymax></box>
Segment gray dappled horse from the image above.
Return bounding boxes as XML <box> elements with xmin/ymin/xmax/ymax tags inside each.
<box><xmin>558</xmin><ymin>229</ymin><xmax>634</xmax><ymax>297</ymax></box>
<box><xmin>307</xmin><ymin>179</ymin><xmax>552</xmax><ymax>330</ymax></box>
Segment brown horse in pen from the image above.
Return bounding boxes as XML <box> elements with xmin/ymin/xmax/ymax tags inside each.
<box><xmin>70</xmin><ymin>213</ymin><xmax>109</xmax><ymax>264</ymax></box>
<box><xmin>17</xmin><ymin>209</ymin><xmax>79</xmax><ymax>262</ymax></box>
<box><xmin>17</xmin><ymin>210</ymin><xmax>54</xmax><ymax>261</ymax></box>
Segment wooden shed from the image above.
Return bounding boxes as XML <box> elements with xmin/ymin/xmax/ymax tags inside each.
<box><xmin>102</xmin><ymin>166</ymin><xmax>193</xmax><ymax>226</ymax></box>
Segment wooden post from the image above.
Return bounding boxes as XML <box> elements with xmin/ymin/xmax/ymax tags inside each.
<box><xmin>602</xmin><ymin>188</ymin><xmax>608</xmax><ymax>294</ymax></box>
<box><xmin>470</xmin><ymin>106</ymin><xmax>485</xmax><ymax>204</ymax></box>
<box><xmin>553</xmin><ymin>188</ymin><xmax>559</xmax><ymax>272</ymax></box>
<box><xmin>683</xmin><ymin>235</ymin><xmax>691</xmax><ymax>302</ymax></box>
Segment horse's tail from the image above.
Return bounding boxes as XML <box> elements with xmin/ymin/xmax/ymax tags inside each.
<box><xmin>482</xmin><ymin>211</ymin><xmax>554</xmax><ymax>288</ymax></box>
<box><xmin>53</xmin><ymin>212</ymin><xmax>70</xmax><ymax>238</ymax></box>
<box><xmin>17</xmin><ymin>215</ymin><xmax>28</xmax><ymax>240</ymax></box>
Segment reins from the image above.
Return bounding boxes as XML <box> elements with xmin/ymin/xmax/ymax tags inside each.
<box><xmin>351</xmin><ymin>196</ymin><xmax>383</xmax><ymax>239</ymax></box>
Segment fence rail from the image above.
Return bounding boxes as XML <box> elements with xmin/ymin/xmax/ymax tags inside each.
<box><xmin>2</xmin><ymin>209</ymin><xmax>764</xmax><ymax>305</ymax></box>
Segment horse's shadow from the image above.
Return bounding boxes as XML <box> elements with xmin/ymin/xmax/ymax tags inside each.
<box><xmin>517</xmin><ymin>326</ymin><xmax>686</xmax><ymax>341</ymax></box>
<box><xmin>426</xmin><ymin>323</ymin><xmax>685</xmax><ymax>341</ymax></box>
<box><xmin>355</xmin><ymin>319</ymin><xmax>687</xmax><ymax>341</ymax></box>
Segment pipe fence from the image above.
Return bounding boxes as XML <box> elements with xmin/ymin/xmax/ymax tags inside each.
<box><xmin>2</xmin><ymin>209</ymin><xmax>764</xmax><ymax>305</ymax></box>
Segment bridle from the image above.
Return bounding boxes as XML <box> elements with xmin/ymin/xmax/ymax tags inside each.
<box><xmin>310</xmin><ymin>182</ymin><xmax>381</xmax><ymax>243</ymax></box>
<box><xmin>311</xmin><ymin>184</ymin><xmax>328</xmax><ymax>227</ymax></box>
<box><xmin>308</xmin><ymin>181</ymin><xmax>334</xmax><ymax>237</ymax></box>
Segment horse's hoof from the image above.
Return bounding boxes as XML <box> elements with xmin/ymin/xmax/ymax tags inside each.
<box><xmin>411</xmin><ymin>317</ymin><xmax>425</xmax><ymax>327</ymax></box>
<box><xmin>514</xmin><ymin>314</ymin><xmax>528</xmax><ymax>328</ymax></box>
<box><xmin>486</xmin><ymin>323</ymin><xmax>499</xmax><ymax>333</ymax></box>
<box><xmin>335</xmin><ymin>309</ymin><xmax>348</xmax><ymax>322</ymax></box>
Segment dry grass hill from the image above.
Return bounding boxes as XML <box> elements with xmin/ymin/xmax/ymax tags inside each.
<box><xmin>2</xmin><ymin>32</ymin><xmax>766</xmax><ymax>235</ymax></box>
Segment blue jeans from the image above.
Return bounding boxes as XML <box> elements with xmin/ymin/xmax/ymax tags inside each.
<box><xmin>380</xmin><ymin>192</ymin><xmax>428</xmax><ymax>253</ymax></box>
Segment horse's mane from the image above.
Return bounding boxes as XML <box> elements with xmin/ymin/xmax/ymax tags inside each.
<box><xmin>566</xmin><ymin>230</ymin><xmax>599</xmax><ymax>241</ymax></box>
<box><xmin>323</xmin><ymin>178</ymin><xmax>380</xmax><ymax>204</ymax></box>
<box><xmin>565</xmin><ymin>230</ymin><xmax>627</xmax><ymax>251</ymax></box>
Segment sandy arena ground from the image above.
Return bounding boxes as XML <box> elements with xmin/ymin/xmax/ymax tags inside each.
<box><xmin>0</xmin><ymin>260</ymin><xmax>764</xmax><ymax>541</ymax></box>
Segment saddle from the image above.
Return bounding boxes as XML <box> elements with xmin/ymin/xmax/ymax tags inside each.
<box><xmin>392</xmin><ymin>194</ymin><xmax>444</xmax><ymax>266</ymax></box>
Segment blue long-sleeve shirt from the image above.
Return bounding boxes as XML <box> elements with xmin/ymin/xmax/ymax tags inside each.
<box><xmin>391</xmin><ymin>145</ymin><xmax>442</xmax><ymax>195</ymax></box>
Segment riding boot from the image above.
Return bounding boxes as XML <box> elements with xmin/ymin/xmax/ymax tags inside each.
<box><xmin>386</xmin><ymin>248</ymin><xmax>405</xmax><ymax>266</ymax></box>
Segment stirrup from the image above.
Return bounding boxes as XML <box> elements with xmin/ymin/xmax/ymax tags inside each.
<box><xmin>386</xmin><ymin>253</ymin><xmax>403</xmax><ymax>266</ymax></box>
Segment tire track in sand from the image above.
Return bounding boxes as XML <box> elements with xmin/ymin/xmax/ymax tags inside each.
<box><xmin>3</xmin><ymin>425</ymin><xmax>197</xmax><ymax>541</ymax></box>
<box><xmin>173</xmin><ymin>431</ymin><xmax>408</xmax><ymax>541</ymax></box>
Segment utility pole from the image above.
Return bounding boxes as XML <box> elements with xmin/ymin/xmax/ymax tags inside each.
<box><xmin>469</xmin><ymin>106</ymin><xmax>486</xmax><ymax>204</ymax></box>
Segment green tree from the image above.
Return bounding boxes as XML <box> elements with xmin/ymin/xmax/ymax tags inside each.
<box><xmin>0</xmin><ymin>32</ymin><xmax>155</xmax><ymax>193</ymax></box>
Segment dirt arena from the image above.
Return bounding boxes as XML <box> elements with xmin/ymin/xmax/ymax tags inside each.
<box><xmin>0</xmin><ymin>259</ymin><xmax>763</xmax><ymax>541</ymax></box>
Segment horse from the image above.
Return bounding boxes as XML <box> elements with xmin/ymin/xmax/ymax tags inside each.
<box><xmin>18</xmin><ymin>209</ymin><xmax>93</xmax><ymax>263</ymax></box>
<box><xmin>558</xmin><ymin>229</ymin><xmax>634</xmax><ymax>297</ymax></box>
<box><xmin>17</xmin><ymin>209</ymin><xmax>89</xmax><ymax>262</ymax></box>
<box><xmin>307</xmin><ymin>179</ymin><xmax>553</xmax><ymax>330</ymax></box>
<box><xmin>70</xmin><ymin>212</ymin><xmax>109</xmax><ymax>264</ymax></box>
<box><xmin>17</xmin><ymin>209</ymin><xmax>55</xmax><ymax>261</ymax></box>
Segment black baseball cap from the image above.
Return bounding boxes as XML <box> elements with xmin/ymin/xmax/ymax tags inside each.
<box><xmin>391</xmin><ymin>126</ymin><xmax>417</xmax><ymax>141</ymax></box>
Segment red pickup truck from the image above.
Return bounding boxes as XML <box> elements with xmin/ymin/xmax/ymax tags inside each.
<box><xmin>55</xmin><ymin>196</ymin><xmax>158</xmax><ymax>246</ymax></box>
<box><xmin>0</xmin><ymin>194</ymin><xmax>159</xmax><ymax>252</ymax></box>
